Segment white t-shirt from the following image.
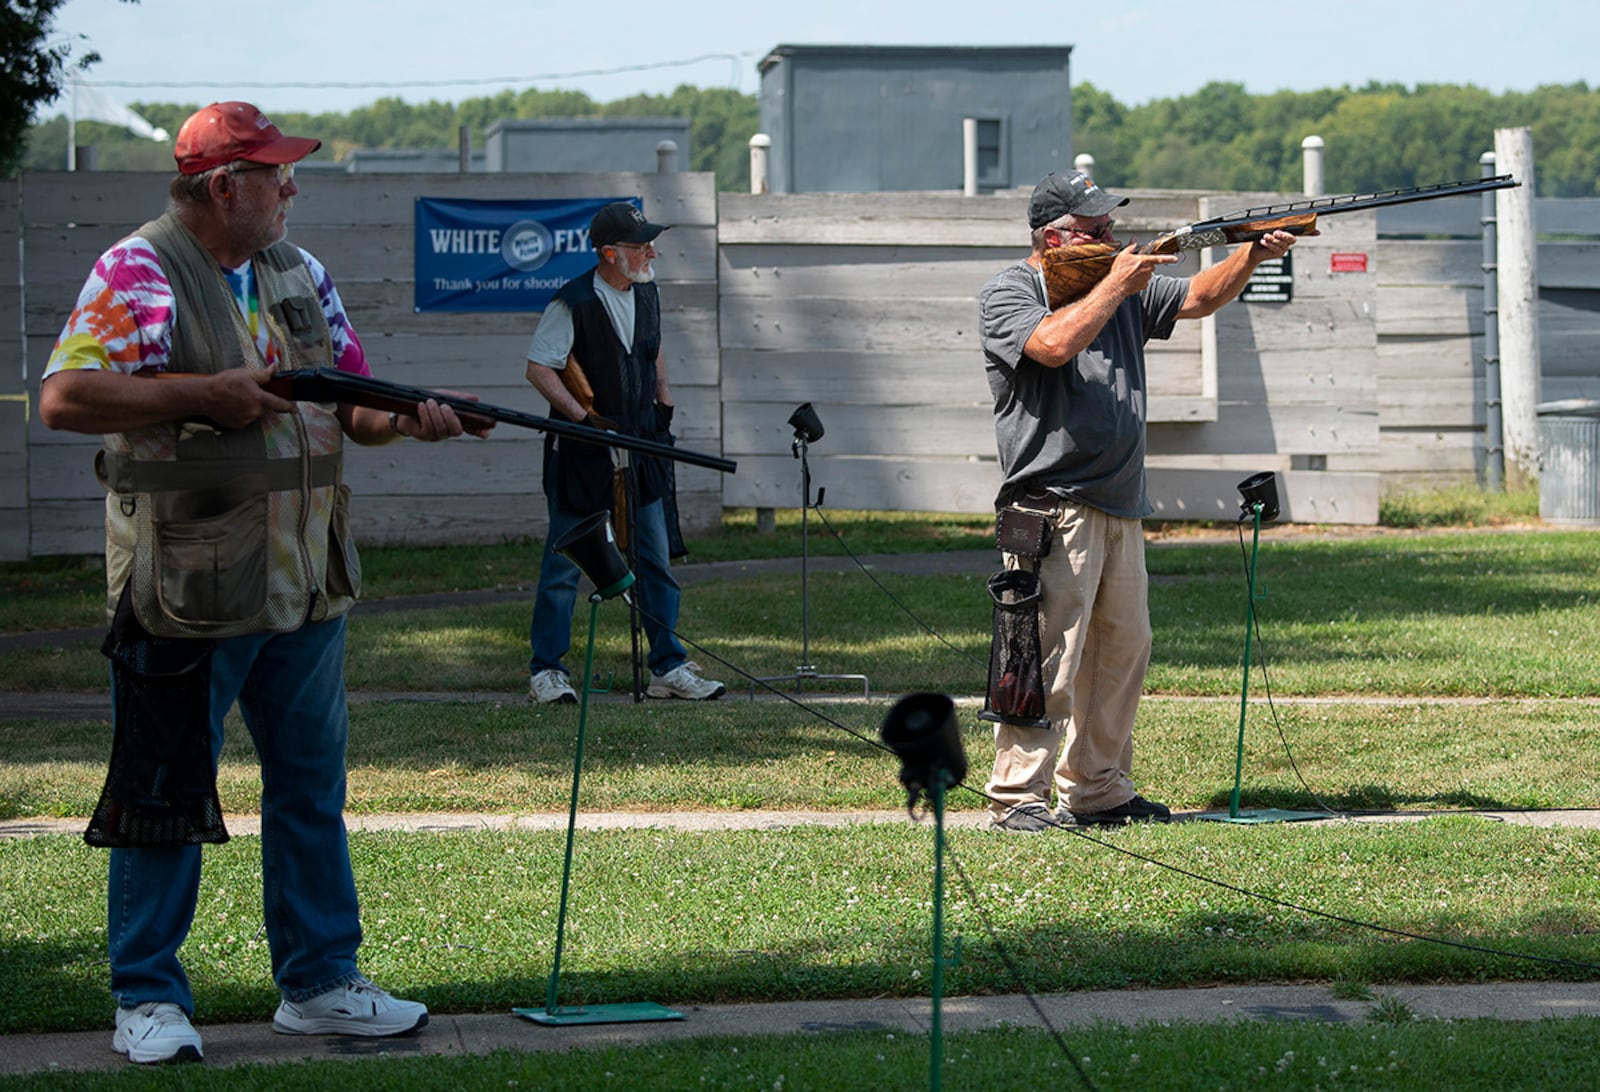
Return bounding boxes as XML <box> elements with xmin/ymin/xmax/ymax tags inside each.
<box><xmin>525</xmin><ymin>271</ymin><xmax>637</xmax><ymax>369</ymax></box>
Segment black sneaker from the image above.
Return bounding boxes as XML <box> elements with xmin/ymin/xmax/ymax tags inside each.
<box><xmin>991</xmin><ymin>803</ymin><xmax>1058</xmax><ymax>833</ymax></box>
<box><xmin>1067</xmin><ymin>794</ymin><xmax>1172</xmax><ymax>827</ymax></box>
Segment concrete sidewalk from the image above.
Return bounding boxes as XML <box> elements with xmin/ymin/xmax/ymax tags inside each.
<box><xmin>6</xmin><ymin>982</ymin><xmax>1600</xmax><ymax>1077</ymax></box>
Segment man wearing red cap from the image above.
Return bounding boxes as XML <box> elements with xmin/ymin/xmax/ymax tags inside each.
<box><xmin>39</xmin><ymin>103</ymin><xmax>482</xmax><ymax>1064</ymax></box>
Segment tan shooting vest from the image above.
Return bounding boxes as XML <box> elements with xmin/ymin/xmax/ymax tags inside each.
<box><xmin>97</xmin><ymin>212</ymin><xmax>361</xmax><ymax>637</ymax></box>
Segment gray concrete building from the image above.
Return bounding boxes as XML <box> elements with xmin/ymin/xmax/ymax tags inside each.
<box><xmin>757</xmin><ymin>44</ymin><xmax>1073</xmax><ymax>194</ymax></box>
<box><xmin>484</xmin><ymin>117</ymin><xmax>690</xmax><ymax>173</ymax></box>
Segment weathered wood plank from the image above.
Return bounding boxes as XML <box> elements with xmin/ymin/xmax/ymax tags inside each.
<box><xmin>718</xmin><ymin>243</ymin><xmax>1202</xmax><ymax>298</ymax></box>
<box><xmin>723</xmin><ymin>349</ymin><xmax>988</xmax><ymax>405</ymax></box>
<box><xmin>1148</xmin><ymin>402</ymin><xmax>1378</xmax><ymax>457</ymax></box>
<box><xmin>723</xmin><ymin>402</ymin><xmax>993</xmax><ymax>458</ymax></box>
<box><xmin>1217</xmin><ymin>347</ymin><xmax>1379</xmax><ymax>404</ymax></box>
<box><xmin>1144</xmin><ymin>468</ymin><xmax>1379</xmax><ymax>525</ymax></box>
<box><xmin>1377</xmin><ymin>284</ymin><xmax>1483</xmax><ymax>337</ymax></box>
<box><xmin>21</xmin><ymin>172</ymin><xmax>718</xmax><ymax>229</ymax></box>
<box><xmin>25</xmin><ymin>223</ymin><xmax>719</xmax><ymax>289</ymax></box>
<box><xmin>719</xmin><ymin>296</ymin><xmax>981</xmax><ymax>353</ymax></box>
<box><xmin>1329</xmin><ymin>429</ymin><xmax>1481</xmax><ymax>475</ymax></box>
<box><xmin>723</xmin><ymin>453</ymin><xmax>1000</xmax><ymax>512</ymax></box>
<box><xmin>716</xmin><ymin>191</ymin><xmax>1207</xmax><ymax>246</ymax></box>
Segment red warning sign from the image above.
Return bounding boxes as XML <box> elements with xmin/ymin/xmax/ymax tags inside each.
<box><xmin>1330</xmin><ymin>252</ymin><xmax>1369</xmax><ymax>273</ymax></box>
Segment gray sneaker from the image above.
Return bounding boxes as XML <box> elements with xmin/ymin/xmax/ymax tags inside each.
<box><xmin>646</xmin><ymin>661</ymin><xmax>727</xmax><ymax>700</ymax></box>
<box><xmin>529</xmin><ymin>669</ymin><xmax>577</xmax><ymax>705</ymax></box>
<box><xmin>991</xmin><ymin>802</ymin><xmax>1058</xmax><ymax>833</ymax></box>
<box><xmin>273</xmin><ymin>976</ymin><xmax>428</xmax><ymax>1037</ymax></box>
<box><xmin>112</xmin><ymin>1001</ymin><xmax>203</xmax><ymax>1064</ymax></box>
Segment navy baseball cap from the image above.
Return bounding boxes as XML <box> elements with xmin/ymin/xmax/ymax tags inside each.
<box><xmin>1027</xmin><ymin>171</ymin><xmax>1129</xmax><ymax>229</ymax></box>
<box><xmin>590</xmin><ymin>202</ymin><xmax>669</xmax><ymax>248</ymax></box>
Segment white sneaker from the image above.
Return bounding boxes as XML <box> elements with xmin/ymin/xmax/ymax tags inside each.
<box><xmin>528</xmin><ymin>668</ymin><xmax>577</xmax><ymax>704</ymax></box>
<box><xmin>646</xmin><ymin>661</ymin><xmax>726</xmax><ymax>700</ymax></box>
<box><xmin>112</xmin><ymin>1001</ymin><xmax>203</xmax><ymax>1064</ymax></box>
<box><xmin>273</xmin><ymin>976</ymin><xmax>428</xmax><ymax>1037</ymax></box>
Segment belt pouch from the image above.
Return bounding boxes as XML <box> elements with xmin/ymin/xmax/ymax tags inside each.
<box><xmin>995</xmin><ymin>505</ymin><xmax>1052</xmax><ymax>559</ymax></box>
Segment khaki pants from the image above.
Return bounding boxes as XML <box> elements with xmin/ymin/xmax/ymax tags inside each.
<box><xmin>986</xmin><ymin>502</ymin><xmax>1151</xmax><ymax>818</ymax></box>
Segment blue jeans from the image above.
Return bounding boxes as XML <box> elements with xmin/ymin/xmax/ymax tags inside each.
<box><xmin>529</xmin><ymin>496</ymin><xmax>686</xmax><ymax>678</ymax></box>
<box><xmin>107</xmin><ymin>616</ymin><xmax>364</xmax><ymax>1013</ymax></box>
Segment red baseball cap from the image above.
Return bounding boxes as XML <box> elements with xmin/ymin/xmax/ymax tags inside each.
<box><xmin>173</xmin><ymin>102</ymin><xmax>321</xmax><ymax>175</ymax></box>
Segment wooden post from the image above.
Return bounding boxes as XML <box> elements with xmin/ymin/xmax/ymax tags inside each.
<box><xmin>1494</xmin><ymin>127</ymin><xmax>1541</xmax><ymax>488</ymax></box>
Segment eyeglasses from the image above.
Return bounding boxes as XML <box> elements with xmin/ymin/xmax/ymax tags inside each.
<box><xmin>1065</xmin><ymin>218</ymin><xmax>1115</xmax><ymax>241</ymax></box>
<box><xmin>609</xmin><ymin>241</ymin><xmax>654</xmax><ymax>251</ymax></box>
<box><xmin>230</xmin><ymin>161</ymin><xmax>295</xmax><ymax>185</ymax></box>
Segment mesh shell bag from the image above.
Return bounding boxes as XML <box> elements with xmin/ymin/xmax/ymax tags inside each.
<box><xmin>84</xmin><ymin>587</ymin><xmax>228</xmax><ymax>848</ymax></box>
<box><xmin>978</xmin><ymin>569</ymin><xmax>1051</xmax><ymax>729</ymax></box>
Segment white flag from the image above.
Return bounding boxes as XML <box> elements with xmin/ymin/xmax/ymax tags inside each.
<box><xmin>71</xmin><ymin>78</ymin><xmax>169</xmax><ymax>143</ymax></box>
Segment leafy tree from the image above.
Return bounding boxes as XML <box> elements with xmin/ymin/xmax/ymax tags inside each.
<box><xmin>17</xmin><ymin>77</ymin><xmax>1600</xmax><ymax>198</ymax></box>
<box><xmin>2</xmin><ymin>0</ymin><xmax>132</xmax><ymax>172</ymax></box>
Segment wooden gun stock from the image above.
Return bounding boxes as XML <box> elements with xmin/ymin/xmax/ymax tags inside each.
<box><xmin>1219</xmin><ymin>211</ymin><xmax>1319</xmax><ymax>245</ymax></box>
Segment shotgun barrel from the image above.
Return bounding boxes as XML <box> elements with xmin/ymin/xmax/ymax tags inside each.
<box><xmin>1041</xmin><ymin>174</ymin><xmax>1521</xmax><ymax>307</ymax></box>
<box><xmin>267</xmin><ymin>367</ymin><xmax>737</xmax><ymax>475</ymax></box>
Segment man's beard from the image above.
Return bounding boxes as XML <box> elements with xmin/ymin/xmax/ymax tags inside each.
<box><xmin>226</xmin><ymin>201</ymin><xmax>288</xmax><ymax>255</ymax></box>
<box><xmin>624</xmin><ymin>263</ymin><xmax>656</xmax><ymax>284</ymax></box>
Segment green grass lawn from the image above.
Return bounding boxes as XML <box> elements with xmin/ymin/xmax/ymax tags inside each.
<box><xmin>2</xmin><ymin>499</ymin><xmax>1597</xmax><ymax>1086</ymax></box>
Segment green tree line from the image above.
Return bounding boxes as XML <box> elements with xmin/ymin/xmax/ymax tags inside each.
<box><xmin>20</xmin><ymin>79</ymin><xmax>1600</xmax><ymax>196</ymax></box>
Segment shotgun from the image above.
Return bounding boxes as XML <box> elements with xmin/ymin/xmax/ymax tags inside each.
<box><xmin>264</xmin><ymin>367</ymin><xmax>737</xmax><ymax>475</ymax></box>
<box><xmin>1041</xmin><ymin>174</ymin><xmax>1521</xmax><ymax>308</ymax></box>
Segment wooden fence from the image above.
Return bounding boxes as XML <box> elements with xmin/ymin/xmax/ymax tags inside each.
<box><xmin>3</xmin><ymin>173</ymin><xmax>1596</xmax><ymax>561</ymax></box>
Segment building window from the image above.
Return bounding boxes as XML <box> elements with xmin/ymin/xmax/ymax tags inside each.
<box><xmin>974</xmin><ymin>117</ymin><xmax>1006</xmax><ymax>188</ymax></box>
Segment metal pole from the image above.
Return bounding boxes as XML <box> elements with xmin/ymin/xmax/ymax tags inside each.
<box><xmin>1301</xmin><ymin>135</ymin><xmax>1325</xmax><ymax>196</ymax></box>
<box><xmin>1228</xmin><ymin>505</ymin><xmax>1263</xmax><ymax>819</ymax></box>
<box><xmin>961</xmin><ymin>118</ymin><xmax>978</xmax><ymax>196</ymax></box>
<box><xmin>797</xmin><ymin>437</ymin><xmax>813</xmax><ymax>677</ymax></box>
<box><xmin>929</xmin><ymin>776</ymin><xmax>947</xmax><ymax>1092</ymax></box>
<box><xmin>545</xmin><ymin>594</ymin><xmax>603</xmax><ymax>1014</ymax></box>
<box><xmin>1481</xmin><ymin>151</ymin><xmax>1504</xmax><ymax>492</ymax></box>
<box><xmin>748</xmin><ymin>133</ymin><xmax>771</xmax><ymax>194</ymax></box>
<box><xmin>655</xmin><ymin>140</ymin><xmax>678</xmax><ymax>174</ymax></box>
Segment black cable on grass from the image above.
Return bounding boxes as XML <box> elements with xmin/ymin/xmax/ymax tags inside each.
<box><xmin>947</xmin><ymin>780</ymin><xmax>1600</xmax><ymax>975</ymax></box>
<box><xmin>809</xmin><ymin>505</ymin><xmax>991</xmax><ymax>673</ymax></box>
<box><xmin>944</xmin><ymin>846</ymin><xmax>1102</xmax><ymax>1092</ymax></box>
<box><xmin>647</xmin><ymin>609</ymin><xmax>1600</xmax><ymax>979</ymax></box>
<box><xmin>615</xmin><ymin>605</ymin><xmax>1600</xmax><ymax>1089</ymax></box>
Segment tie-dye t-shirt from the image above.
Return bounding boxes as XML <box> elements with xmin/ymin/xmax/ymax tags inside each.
<box><xmin>43</xmin><ymin>238</ymin><xmax>370</xmax><ymax>379</ymax></box>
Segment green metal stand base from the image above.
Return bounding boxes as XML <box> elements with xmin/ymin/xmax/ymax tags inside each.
<box><xmin>1197</xmin><ymin>808</ymin><xmax>1326</xmax><ymax>825</ymax></box>
<box><xmin>513</xmin><ymin>1002</ymin><xmax>684</xmax><ymax>1026</ymax></box>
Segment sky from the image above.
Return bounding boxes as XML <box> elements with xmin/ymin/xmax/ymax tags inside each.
<box><xmin>41</xmin><ymin>0</ymin><xmax>1599</xmax><ymax>121</ymax></box>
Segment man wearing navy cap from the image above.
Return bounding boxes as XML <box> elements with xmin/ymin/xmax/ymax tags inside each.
<box><xmin>980</xmin><ymin>170</ymin><xmax>1304</xmax><ymax>832</ymax></box>
<box><xmin>523</xmin><ymin>201</ymin><xmax>725</xmax><ymax>704</ymax></box>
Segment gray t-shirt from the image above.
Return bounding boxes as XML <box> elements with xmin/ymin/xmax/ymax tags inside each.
<box><xmin>979</xmin><ymin>262</ymin><xmax>1187</xmax><ymax>518</ymax></box>
<box><xmin>525</xmin><ymin>271</ymin><xmax>638</xmax><ymax>368</ymax></box>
